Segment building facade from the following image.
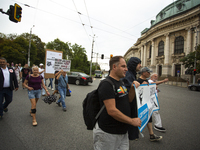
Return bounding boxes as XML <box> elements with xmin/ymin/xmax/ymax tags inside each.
<box><xmin>124</xmin><ymin>0</ymin><xmax>200</xmax><ymax>79</ymax></box>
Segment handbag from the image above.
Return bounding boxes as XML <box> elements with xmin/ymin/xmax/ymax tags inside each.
<box><xmin>62</xmin><ymin>76</ymin><xmax>71</xmax><ymax>97</ymax></box>
<box><xmin>66</xmin><ymin>88</ymin><xmax>71</xmax><ymax>97</ymax></box>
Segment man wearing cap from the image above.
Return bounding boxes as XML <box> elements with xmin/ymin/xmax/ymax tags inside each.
<box><xmin>39</xmin><ymin>63</ymin><xmax>46</xmax><ymax>96</ymax></box>
<box><xmin>137</xmin><ymin>67</ymin><xmax>162</xmax><ymax>141</ymax></box>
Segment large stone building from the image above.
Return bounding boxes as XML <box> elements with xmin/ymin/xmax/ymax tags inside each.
<box><xmin>124</xmin><ymin>0</ymin><xmax>200</xmax><ymax>79</ymax></box>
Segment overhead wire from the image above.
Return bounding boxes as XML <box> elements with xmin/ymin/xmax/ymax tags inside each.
<box><xmin>71</xmin><ymin>0</ymin><xmax>91</xmax><ymax>42</ymax></box>
<box><xmin>10</xmin><ymin>0</ymin><xmax>154</xmax><ymax>42</ymax></box>
<box><xmin>46</xmin><ymin>0</ymin><xmax>138</xmax><ymax>38</ymax></box>
<box><xmin>83</xmin><ymin>0</ymin><xmax>94</xmax><ymax>35</ymax></box>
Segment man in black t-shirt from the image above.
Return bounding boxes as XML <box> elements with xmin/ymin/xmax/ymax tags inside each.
<box><xmin>93</xmin><ymin>56</ymin><xmax>141</xmax><ymax>150</ymax></box>
<box><xmin>137</xmin><ymin>67</ymin><xmax>162</xmax><ymax>142</ymax></box>
<box><xmin>20</xmin><ymin>64</ymin><xmax>30</xmax><ymax>89</ymax></box>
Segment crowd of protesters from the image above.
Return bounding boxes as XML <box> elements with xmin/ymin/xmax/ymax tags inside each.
<box><xmin>0</xmin><ymin>57</ymin><xmax>70</xmax><ymax>126</ymax></box>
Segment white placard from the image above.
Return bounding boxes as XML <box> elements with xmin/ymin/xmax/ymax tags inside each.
<box><xmin>54</xmin><ymin>59</ymin><xmax>71</xmax><ymax>72</ymax></box>
<box><xmin>135</xmin><ymin>84</ymin><xmax>160</xmax><ymax>132</ymax></box>
<box><xmin>45</xmin><ymin>50</ymin><xmax>62</xmax><ymax>74</ymax></box>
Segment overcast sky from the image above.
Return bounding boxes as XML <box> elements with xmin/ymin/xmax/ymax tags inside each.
<box><xmin>0</xmin><ymin>0</ymin><xmax>175</xmax><ymax>70</ymax></box>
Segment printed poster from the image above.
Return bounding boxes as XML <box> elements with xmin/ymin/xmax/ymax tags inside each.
<box><xmin>54</xmin><ymin>59</ymin><xmax>71</xmax><ymax>72</ymax></box>
<box><xmin>135</xmin><ymin>84</ymin><xmax>160</xmax><ymax>132</ymax></box>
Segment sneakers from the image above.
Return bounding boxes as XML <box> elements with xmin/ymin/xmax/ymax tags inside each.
<box><xmin>63</xmin><ymin>107</ymin><xmax>67</xmax><ymax>112</ymax></box>
<box><xmin>154</xmin><ymin>126</ymin><xmax>166</xmax><ymax>132</ymax></box>
<box><xmin>3</xmin><ymin>108</ymin><xmax>8</xmax><ymax>112</ymax></box>
<box><xmin>56</xmin><ymin>102</ymin><xmax>61</xmax><ymax>107</ymax></box>
<box><xmin>150</xmin><ymin>134</ymin><xmax>162</xmax><ymax>142</ymax></box>
<box><xmin>48</xmin><ymin>87</ymin><xmax>51</xmax><ymax>90</ymax></box>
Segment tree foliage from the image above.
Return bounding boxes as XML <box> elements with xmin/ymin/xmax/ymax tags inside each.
<box><xmin>46</xmin><ymin>38</ymin><xmax>71</xmax><ymax>59</ymax></box>
<box><xmin>180</xmin><ymin>45</ymin><xmax>200</xmax><ymax>74</ymax></box>
<box><xmin>0</xmin><ymin>32</ymin><xmax>100</xmax><ymax>75</ymax></box>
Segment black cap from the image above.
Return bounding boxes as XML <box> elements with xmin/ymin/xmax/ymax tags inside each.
<box><xmin>139</xmin><ymin>67</ymin><xmax>152</xmax><ymax>74</ymax></box>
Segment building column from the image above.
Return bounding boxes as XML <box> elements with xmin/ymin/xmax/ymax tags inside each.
<box><xmin>140</xmin><ymin>46</ymin><xmax>144</xmax><ymax>66</ymax></box>
<box><xmin>162</xmin><ymin>33</ymin><xmax>171</xmax><ymax>77</ymax></box>
<box><xmin>150</xmin><ymin>39</ymin><xmax>156</xmax><ymax>72</ymax></box>
<box><xmin>151</xmin><ymin>39</ymin><xmax>155</xmax><ymax>66</ymax></box>
<box><xmin>143</xmin><ymin>44</ymin><xmax>147</xmax><ymax>67</ymax></box>
<box><xmin>186</xmin><ymin>27</ymin><xmax>192</xmax><ymax>55</ymax></box>
<box><xmin>164</xmin><ymin>33</ymin><xmax>170</xmax><ymax>65</ymax></box>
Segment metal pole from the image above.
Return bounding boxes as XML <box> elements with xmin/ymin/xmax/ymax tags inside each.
<box><xmin>90</xmin><ymin>34</ymin><xmax>95</xmax><ymax>76</ymax></box>
<box><xmin>96</xmin><ymin>53</ymin><xmax>98</xmax><ymax>70</ymax></box>
<box><xmin>28</xmin><ymin>25</ymin><xmax>34</xmax><ymax>67</ymax></box>
<box><xmin>193</xmin><ymin>28</ymin><xmax>198</xmax><ymax>84</ymax></box>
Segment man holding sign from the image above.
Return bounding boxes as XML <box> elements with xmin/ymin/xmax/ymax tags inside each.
<box><xmin>137</xmin><ymin>67</ymin><xmax>162</xmax><ymax>141</ymax></box>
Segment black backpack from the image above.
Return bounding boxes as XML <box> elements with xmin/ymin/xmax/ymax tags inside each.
<box><xmin>83</xmin><ymin>78</ymin><xmax>116</xmax><ymax>130</ymax></box>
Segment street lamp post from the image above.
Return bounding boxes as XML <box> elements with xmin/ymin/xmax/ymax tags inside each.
<box><xmin>28</xmin><ymin>25</ymin><xmax>35</xmax><ymax>67</ymax></box>
<box><xmin>90</xmin><ymin>34</ymin><xmax>95</xmax><ymax>76</ymax></box>
<box><xmin>191</xmin><ymin>26</ymin><xmax>199</xmax><ymax>84</ymax></box>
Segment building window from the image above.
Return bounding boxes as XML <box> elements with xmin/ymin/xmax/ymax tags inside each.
<box><xmin>174</xmin><ymin>36</ymin><xmax>184</xmax><ymax>54</ymax></box>
<box><xmin>158</xmin><ymin>41</ymin><xmax>164</xmax><ymax>56</ymax></box>
<box><xmin>149</xmin><ymin>45</ymin><xmax>152</xmax><ymax>58</ymax></box>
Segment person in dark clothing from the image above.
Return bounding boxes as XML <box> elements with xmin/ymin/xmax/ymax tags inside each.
<box><xmin>21</xmin><ymin>64</ymin><xmax>30</xmax><ymax>89</ymax></box>
<box><xmin>122</xmin><ymin>57</ymin><xmax>142</xmax><ymax>140</ymax></box>
<box><xmin>137</xmin><ymin>67</ymin><xmax>162</xmax><ymax>141</ymax></box>
<box><xmin>0</xmin><ymin>57</ymin><xmax>19</xmax><ymax>120</ymax></box>
<box><xmin>93</xmin><ymin>56</ymin><xmax>141</xmax><ymax>150</ymax></box>
<box><xmin>52</xmin><ymin>71</ymin><xmax>61</xmax><ymax>100</ymax></box>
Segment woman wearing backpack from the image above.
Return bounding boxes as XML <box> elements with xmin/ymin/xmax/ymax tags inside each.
<box><xmin>23</xmin><ymin>66</ymin><xmax>50</xmax><ymax>126</ymax></box>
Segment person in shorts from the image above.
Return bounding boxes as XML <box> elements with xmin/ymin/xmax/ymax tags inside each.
<box><xmin>23</xmin><ymin>66</ymin><xmax>50</xmax><ymax>126</ymax></box>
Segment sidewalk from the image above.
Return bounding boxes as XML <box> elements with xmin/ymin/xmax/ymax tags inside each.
<box><xmin>163</xmin><ymin>81</ymin><xmax>188</xmax><ymax>88</ymax></box>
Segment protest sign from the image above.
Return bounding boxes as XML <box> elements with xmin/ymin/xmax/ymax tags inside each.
<box><xmin>45</xmin><ymin>49</ymin><xmax>63</xmax><ymax>78</ymax></box>
<box><xmin>135</xmin><ymin>84</ymin><xmax>160</xmax><ymax>132</ymax></box>
<box><xmin>54</xmin><ymin>59</ymin><xmax>71</xmax><ymax>72</ymax></box>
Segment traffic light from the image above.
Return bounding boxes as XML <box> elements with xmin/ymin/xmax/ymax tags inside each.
<box><xmin>194</xmin><ymin>69</ymin><xmax>197</xmax><ymax>75</ymax></box>
<box><xmin>110</xmin><ymin>54</ymin><xmax>113</xmax><ymax>59</ymax></box>
<box><xmin>101</xmin><ymin>54</ymin><xmax>104</xmax><ymax>59</ymax></box>
<box><xmin>8</xmin><ymin>3</ymin><xmax>22</xmax><ymax>23</ymax></box>
<box><xmin>14</xmin><ymin>3</ymin><xmax>22</xmax><ymax>22</ymax></box>
<box><xmin>9</xmin><ymin>5</ymin><xmax>18</xmax><ymax>23</ymax></box>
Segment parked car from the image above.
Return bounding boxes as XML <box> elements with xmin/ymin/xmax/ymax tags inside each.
<box><xmin>67</xmin><ymin>72</ymin><xmax>93</xmax><ymax>85</ymax></box>
<box><xmin>188</xmin><ymin>84</ymin><xmax>200</xmax><ymax>91</ymax></box>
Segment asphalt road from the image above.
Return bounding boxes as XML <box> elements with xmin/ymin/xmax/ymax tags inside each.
<box><xmin>0</xmin><ymin>78</ymin><xmax>200</xmax><ymax>150</ymax></box>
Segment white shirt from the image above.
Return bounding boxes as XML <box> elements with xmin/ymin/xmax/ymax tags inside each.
<box><xmin>148</xmin><ymin>79</ymin><xmax>157</xmax><ymax>95</ymax></box>
<box><xmin>1</xmin><ymin>67</ymin><xmax>10</xmax><ymax>87</ymax></box>
<box><xmin>39</xmin><ymin>68</ymin><xmax>44</xmax><ymax>78</ymax></box>
<box><xmin>14</xmin><ymin>67</ymin><xmax>20</xmax><ymax>77</ymax></box>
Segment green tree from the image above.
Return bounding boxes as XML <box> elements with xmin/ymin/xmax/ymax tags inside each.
<box><xmin>0</xmin><ymin>37</ymin><xmax>35</xmax><ymax>65</ymax></box>
<box><xmin>70</xmin><ymin>43</ymin><xmax>90</xmax><ymax>74</ymax></box>
<box><xmin>20</xmin><ymin>33</ymin><xmax>45</xmax><ymax>66</ymax></box>
<box><xmin>180</xmin><ymin>45</ymin><xmax>200</xmax><ymax>74</ymax></box>
<box><xmin>46</xmin><ymin>38</ymin><xmax>71</xmax><ymax>59</ymax></box>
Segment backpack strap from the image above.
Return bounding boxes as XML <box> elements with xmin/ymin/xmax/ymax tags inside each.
<box><xmin>95</xmin><ymin>77</ymin><xmax>116</xmax><ymax>120</ymax></box>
